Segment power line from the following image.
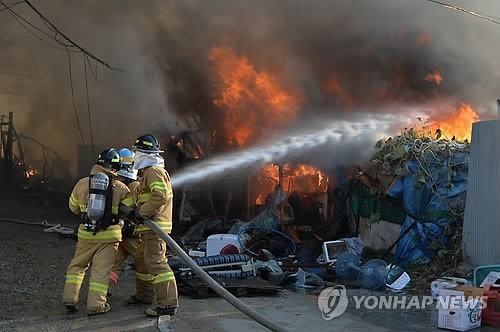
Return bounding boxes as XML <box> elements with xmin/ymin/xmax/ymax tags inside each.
<box><xmin>22</xmin><ymin>0</ymin><xmax>126</xmax><ymax>72</ymax></box>
<box><xmin>83</xmin><ymin>55</ymin><xmax>95</xmax><ymax>157</ymax></box>
<box><xmin>0</xmin><ymin>1</ymin><xmax>73</xmax><ymax>51</ymax></box>
<box><xmin>0</xmin><ymin>0</ymin><xmax>22</xmax><ymax>12</ymax></box>
<box><xmin>84</xmin><ymin>55</ymin><xmax>104</xmax><ymax>85</ymax></box>
<box><xmin>66</xmin><ymin>48</ymin><xmax>85</xmax><ymax>144</ymax></box>
<box><xmin>3</xmin><ymin>1</ymin><xmax>166</xmax><ymax>76</ymax></box>
<box><xmin>426</xmin><ymin>0</ymin><xmax>500</xmax><ymax>25</ymax></box>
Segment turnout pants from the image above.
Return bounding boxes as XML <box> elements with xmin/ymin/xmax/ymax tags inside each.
<box><xmin>134</xmin><ymin>231</ymin><xmax>178</xmax><ymax>307</ymax></box>
<box><xmin>108</xmin><ymin>237</ymin><xmax>153</xmax><ymax>298</ymax></box>
<box><xmin>62</xmin><ymin>240</ymin><xmax>119</xmax><ymax>312</ymax></box>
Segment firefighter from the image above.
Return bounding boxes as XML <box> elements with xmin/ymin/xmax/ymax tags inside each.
<box><xmin>62</xmin><ymin>148</ymin><xmax>130</xmax><ymax>316</ymax></box>
<box><xmin>107</xmin><ymin>148</ymin><xmax>154</xmax><ymax>301</ymax></box>
<box><xmin>125</xmin><ymin>134</ymin><xmax>178</xmax><ymax>317</ymax></box>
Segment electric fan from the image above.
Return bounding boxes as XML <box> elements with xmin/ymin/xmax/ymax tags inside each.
<box><xmin>335</xmin><ymin>252</ymin><xmax>389</xmax><ymax>290</ymax></box>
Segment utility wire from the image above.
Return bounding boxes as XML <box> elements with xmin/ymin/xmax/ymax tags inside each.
<box><xmin>0</xmin><ymin>1</ymin><xmax>71</xmax><ymax>51</ymax></box>
<box><xmin>426</xmin><ymin>0</ymin><xmax>500</xmax><ymax>25</ymax></box>
<box><xmin>84</xmin><ymin>55</ymin><xmax>103</xmax><ymax>84</ymax></box>
<box><xmin>66</xmin><ymin>48</ymin><xmax>85</xmax><ymax>144</ymax></box>
<box><xmin>23</xmin><ymin>0</ymin><xmax>125</xmax><ymax>72</ymax></box>
<box><xmin>83</xmin><ymin>55</ymin><xmax>95</xmax><ymax>157</ymax></box>
<box><xmin>4</xmin><ymin>1</ymin><xmax>165</xmax><ymax>75</ymax></box>
<box><xmin>0</xmin><ymin>0</ymin><xmax>22</xmax><ymax>12</ymax></box>
<box><xmin>7</xmin><ymin>4</ymin><xmax>72</xmax><ymax>47</ymax></box>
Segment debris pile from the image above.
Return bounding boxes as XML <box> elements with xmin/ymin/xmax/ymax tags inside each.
<box><xmin>365</xmin><ymin>128</ymin><xmax>470</xmax><ymax>268</ymax></box>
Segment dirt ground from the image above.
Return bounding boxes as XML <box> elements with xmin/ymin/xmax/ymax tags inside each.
<box><xmin>1</xmin><ymin>190</ymin><xmax>498</xmax><ymax>332</ymax></box>
<box><xmin>0</xmin><ymin>191</ymin><xmax>76</xmax><ymax>321</ymax></box>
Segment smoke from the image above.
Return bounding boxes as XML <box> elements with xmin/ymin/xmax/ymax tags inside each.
<box><xmin>0</xmin><ymin>0</ymin><xmax>174</xmax><ymax>179</ymax></box>
<box><xmin>153</xmin><ymin>0</ymin><xmax>500</xmax><ymax>127</ymax></box>
<box><xmin>1</xmin><ymin>0</ymin><xmax>499</xmax><ymax>181</ymax></box>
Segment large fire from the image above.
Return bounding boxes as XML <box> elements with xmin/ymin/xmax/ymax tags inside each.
<box><xmin>207</xmin><ymin>40</ymin><xmax>478</xmax><ymax>202</ymax></box>
<box><xmin>427</xmin><ymin>103</ymin><xmax>479</xmax><ymax>141</ymax></box>
<box><xmin>257</xmin><ymin>164</ymin><xmax>328</xmax><ymax>194</ymax></box>
<box><xmin>209</xmin><ymin>46</ymin><xmax>302</xmax><ymax>146</ymax></box>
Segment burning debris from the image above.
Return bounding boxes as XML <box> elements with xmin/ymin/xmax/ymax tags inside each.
<box><xmin>1</xmin><ymin>112</ymin><xmax>71</xmax><ymax>191</ymax></box>
<box><xmin>425</xmin><ymin>70</ymin><xmax>443</xmax><ymax>85</ymax></box>
<box><xmin>426</xmin><ymin>102</ymin><xmax>479</xmax><ymax>141</ymax></box>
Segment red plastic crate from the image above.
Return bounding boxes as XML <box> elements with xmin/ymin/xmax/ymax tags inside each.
<box><xmin>483</xmin><ymin>286</ymin><xmax>500</xmax><ymax>327</ymax></box>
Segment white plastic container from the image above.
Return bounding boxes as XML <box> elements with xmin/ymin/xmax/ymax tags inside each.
<box><xmin>206</xmin><ymin>234</ymin><xmax>248</xmax><ymax>257</ymax></box>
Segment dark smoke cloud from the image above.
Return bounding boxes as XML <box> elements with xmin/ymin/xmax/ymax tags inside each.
<box><xmin>1</xmin><ymin>0</ymin><xmax>499</xmax><ymax>180</ymax></box>
<box><xmin>152</xmin><ymin>0</ymin><xmax>500</xmax><ymax>147</ymax></box>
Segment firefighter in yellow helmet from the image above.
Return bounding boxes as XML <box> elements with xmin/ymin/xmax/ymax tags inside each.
<box><xmin>125</xmin><ymin>134</ymin><xmax>178</xmax><ymax>317</ymax></box>
<box><xmin>62</xmin><ymin>148</ymin><xmax>130</xmax><ymax>316</ymax></box>
<box><xmin>107</xmin><ymin>148</ymin><xmax>154</xmax><ymax>301</ymax></box>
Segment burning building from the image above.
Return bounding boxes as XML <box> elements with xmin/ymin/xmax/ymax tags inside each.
<box><xmin>0</xmin><ymin>1</ymin><xmax>493</xmax><ymax>214</ymax></box>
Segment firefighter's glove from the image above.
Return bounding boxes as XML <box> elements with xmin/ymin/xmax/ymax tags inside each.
<box><xmin>127</xmin><ymin>209</ymin><xmax>145</xmax><ymax>224</ymax></box>
<box><xmin>71</xmin><ymin>224</ymin><xmax>79</xmax><ymax>241</ymax></box>
<box><xmin>122</xmin><ymin>220</ymin><xmax>136</xmax><ymax>237</ymax></box>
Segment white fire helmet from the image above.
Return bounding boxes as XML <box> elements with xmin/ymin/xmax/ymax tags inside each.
<box><xmin>117</xmin><ymin>167</ymin><xmax>138</xmax><ymax>180</ymax></box>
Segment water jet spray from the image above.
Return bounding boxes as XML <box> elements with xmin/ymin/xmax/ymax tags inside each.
<box><xmin>171</xmin><ymin>115</ymin><xmax>415</xmax><ymax>188</ymax></box>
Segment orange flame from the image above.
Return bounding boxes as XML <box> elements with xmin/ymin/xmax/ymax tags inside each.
<box><xmin>257</xmin><ymin>163</ymin><xmax>328</xmax><ymax>194</ymax></box>
<box><xmin>209</xmin><ymin>46</ymin><xmax>301</xmax><ymax>146</ymax></box>
<box><xmin>427</xmin><ymin>103</ymin><xmax>479</xmax><ymax>141</ymax></box>
<box><xmin>25</xmin><ymin>168</ymin><xmax>39</xmax><ymax>179</ymax></box>
<box><xmin>425</xmin><ymin>70</ymin><xmax>443</xmax><ymax>85</ymax></box>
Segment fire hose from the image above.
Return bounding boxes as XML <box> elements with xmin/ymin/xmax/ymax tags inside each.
<box><xmin>119</xmin><ymin>205</ymin><xmax>288</xmax><ymax>332</ymax></box>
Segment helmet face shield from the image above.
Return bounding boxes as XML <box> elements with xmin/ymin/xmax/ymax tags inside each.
<box><xmin>121</xmin><ymin>163</ymin><xmax>134</xmax><ymax>172</ymax></box>
<box><xmin>118</xmin><ymin>167</ymin><xmax>138</xmax><ymax>180</ymax></box>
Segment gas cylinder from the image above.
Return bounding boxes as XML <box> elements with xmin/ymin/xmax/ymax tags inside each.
<box><xmin>87</xmin><ymin>172</ymin><xmax>109</xmax><ymax>230</ymax></box>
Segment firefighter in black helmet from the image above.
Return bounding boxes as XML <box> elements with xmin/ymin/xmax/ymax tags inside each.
<box><xmin>125</xmin><ymin>134</ymin><xmax>178</xmax><ymax>317</ymax></box>
<box><xmin>63</xmin><ymin>148</ymin><xmax>130</xmax><ymax>315</ymax></box>
<box><xmin>96</xmin><ymin>149</ymin><xmax>122</xmax><ymax>171</ymax></box>
<box><xmin>134</xmin><ymin>134</ymin><xmax>162</xmax><ymax>153</ymax></box>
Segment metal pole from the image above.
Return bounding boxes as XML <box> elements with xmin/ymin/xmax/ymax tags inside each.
<box><xmin>119</xmin><ymin>205</ymin><xmax>288</xmax><ymax>332</ymax></box>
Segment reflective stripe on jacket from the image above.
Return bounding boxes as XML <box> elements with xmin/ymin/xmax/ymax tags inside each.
<box><xmin>121</xmin><ymin>181</ymin><xmax>139</xmax><ymax>208</ymax></box>
<box><xmin>68</xmin><ymin>164</ymin><xmax>130</xmax><ymax>243</ymax></box>
<box><xmin>135</xmin><ymin>166</ymin><xmax>173</xmax><ymax>234</ymax></box>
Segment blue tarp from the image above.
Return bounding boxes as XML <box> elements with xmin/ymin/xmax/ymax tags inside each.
<box><xmin>386</xmin><ymin>150</ymin><xmax>468</xmax><ymax>268</ymax></box>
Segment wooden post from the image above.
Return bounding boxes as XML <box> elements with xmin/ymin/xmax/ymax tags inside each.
<box><xmin>278</xmin><ymin>164</ymin><xmax>284</xmax><ymax>224</ymax></box>
<box><xmin>3</xmin><ymin>112</ymin><xmax>13</xmax><ymax>184</ymax></box>
<box><xmin>14</xmin><ymin>128</ymin><xmax>27</xmax><ymax>182</ymax></box>
<box><xmin>223</xmin><ymin>191</ymin><xmax>232</xmax><ymax>228</ymax></box>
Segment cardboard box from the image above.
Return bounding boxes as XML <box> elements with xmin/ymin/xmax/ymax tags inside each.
<box><xmin>438</xmin><ymin>286</ymin><xmax>484</xmax><ymax>331</ymax></box>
